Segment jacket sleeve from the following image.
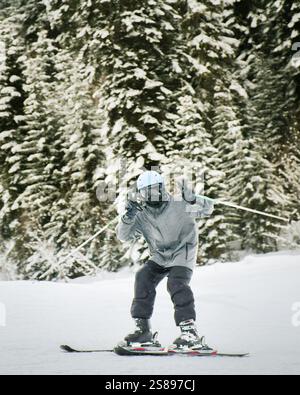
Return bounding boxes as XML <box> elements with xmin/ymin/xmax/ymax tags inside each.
<box><xmin>186</xmin><ymin>197</ymin><xmax>215</xmax><ymax>219</ymax></box>
<box><xmin>116</xmin><ymin>215</ymin><xmax>141</xmax><ymax>242</ymax></box>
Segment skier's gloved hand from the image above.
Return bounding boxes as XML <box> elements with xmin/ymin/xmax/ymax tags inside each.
<box><xmin>123</xmin><ymin>187</ymin><xmax>144</xmax><ymax>222</ymax></box>
<box><xmin>177</xmin><ymin>178</ymin><xmax>197</xmax><ymax>205</ymax></box>
<box><xmin>124</xmin><ymin>200</ymin><xmax>141</xmax><ymax>221</ymax></box>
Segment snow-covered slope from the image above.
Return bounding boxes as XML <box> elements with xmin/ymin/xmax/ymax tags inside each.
<box><xmin>0</xmin><ymin>251</ymin><xmax>300</xmax><ymax>375</ymax></box>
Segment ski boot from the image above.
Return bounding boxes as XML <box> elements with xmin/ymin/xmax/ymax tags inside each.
<box><xmin>124</xmin><ymin>318</ymin><xmax>161</xmax><ymax>347</ymax></box>
<box><xmin>170</xmin><ymin>319</ymin><xmax>214</xmax><ymax>352</ymax></box>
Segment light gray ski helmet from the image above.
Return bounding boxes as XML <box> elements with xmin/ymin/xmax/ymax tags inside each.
<box><xmin>137</xmin><ymin>171</ymin><xmax>164</xmax><ymax>191</ymax></box>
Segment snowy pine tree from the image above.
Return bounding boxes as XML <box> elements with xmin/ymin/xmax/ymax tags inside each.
<box><xmin>47</xmin><ymin>50</ymin><xmax>110</xmax><ymax>278</ymax></box>
<box><xmin>234</xmin><ymin>0</ymin><xmax>298</xmax><ymax>251</ymax></box>
<box><xmin>0</xmin><ymin>8</ymin><xmax>27</xmax><ymax>273</ymax></box>
<box><xmin>180</xmin><ymin>0</ymin><xmax>245</xmax><ymax>262</ymax></box>
<box><xmin>264</xmin><ymin>0</ymin><xmax>300</xmax><ymax>222</ymax></box>
<box><xmin>91</xmin><ymin>0</ymin><xmax>205</xmax><ymax>266</ymax></box>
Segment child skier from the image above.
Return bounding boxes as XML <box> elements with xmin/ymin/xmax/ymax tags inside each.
<box><xmin>116</xmin><ymin>170</ymin><xmax>214</xmax><ymax>351</ymax></box>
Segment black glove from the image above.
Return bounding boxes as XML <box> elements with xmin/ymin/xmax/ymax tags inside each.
<box><xmin>123</xmin><ymin>187</ymin><xmax>144</xmax><ymax>221</ymax></box>
<box><xmin>124</xmin><ymin>200</ymin><xmax>141</xmax><ymax>221</ymax></box>
<box><xmin>177</xmin><ymin>178</ymin><xmax>197</xmax><ymax>205</ymax></box>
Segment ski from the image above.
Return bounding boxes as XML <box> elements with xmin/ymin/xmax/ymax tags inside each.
<box><xmin>114</xmin><ymin>345</ymin><xmax>249</xmax><ymax>357</ymax></box>
<box><xmin>61</xmin><ymin>344</ymin><xmax>249</xmax><ymax>358</ymax></box>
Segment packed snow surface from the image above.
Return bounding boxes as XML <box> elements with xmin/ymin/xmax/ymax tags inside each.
<box><xmin>0</xmin><ymin>251</ymin><xmax>300</xmax><ymax>375</ymax></box>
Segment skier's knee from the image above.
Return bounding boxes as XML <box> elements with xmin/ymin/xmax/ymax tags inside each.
<box><xmin>167</xmin><ymin>277</ymin><xmax>187</xmax><ymax>295</ymax></box>
<box><xmin>167</xmin><ymin>278</ymin><xmax>194</xmax><ymax>304</ymax></box>
<box><xmin>135</xmin><ymin>265</ymin><xmax>151</xmax><ymax>286</ymax></box>
<box><xmin>135</xmin><ymin>266</ymin><xmax>155</xmax><ymax>299</ymax></box>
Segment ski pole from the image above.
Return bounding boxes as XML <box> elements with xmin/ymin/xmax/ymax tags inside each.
<box><xmin>59</xmin><ymin>217</ymin><xmax>119</xmax><ymax>265</ymax></box>
<box><xmin>197</xmin><ymin>195</ymin><xmax>290</xmax><ymax>223</ymax></box>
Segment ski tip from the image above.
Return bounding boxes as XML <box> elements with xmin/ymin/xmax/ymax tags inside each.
<box><xmin>60</xmin><ymin>345</ymin><xmax>113</xmax><ymax>353</ymax></box>
<box><xmin>60</xmin><ymin>345</ymin><xmax>76</xmax><ymax>353</ymax></box>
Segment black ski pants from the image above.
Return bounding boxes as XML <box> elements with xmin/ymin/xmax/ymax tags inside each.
<box><xmin>131</xmin><ymin>260</ymin><xmax>196</xmax><ymax>326</ymax></box>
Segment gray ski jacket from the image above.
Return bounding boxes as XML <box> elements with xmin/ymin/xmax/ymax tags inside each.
<box><xmin>116</xmin><ymin>194</ymin><xmax>214</xmax><ymax>270</ymax></box>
